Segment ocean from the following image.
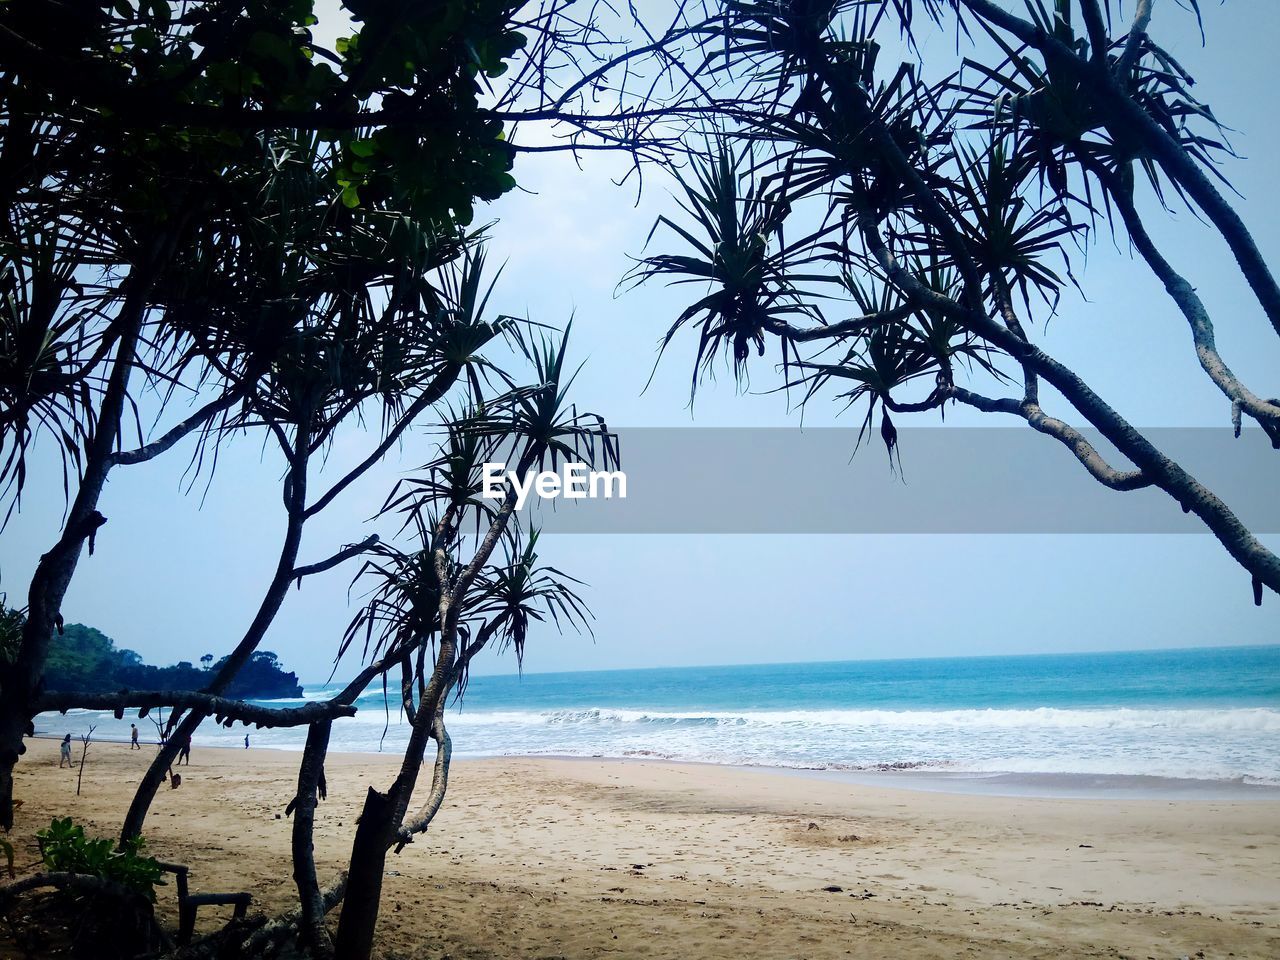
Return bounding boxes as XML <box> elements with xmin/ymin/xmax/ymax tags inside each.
<box><xmin>34</xmin><ymin>645</ymin><xmax>1280</xmax><ymax>791</ymax></box>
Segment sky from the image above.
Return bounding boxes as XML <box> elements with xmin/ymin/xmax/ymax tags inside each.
<box><xmin>1</xmin><ymin>1</ymin><xmax>1278</xmax><ymax>683</ymax></box>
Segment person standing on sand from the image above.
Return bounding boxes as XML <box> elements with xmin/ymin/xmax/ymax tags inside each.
<box><xmin>243</xmin><ymin>734</ymin><xmax>249</xmax><ymax>749</ymax></box>
<box><xmin>130</xmin><ymin>723</ymin><xmax>140</xmax><ymax>750</ymax></box>
<box><xmin>178</xmin><ymin>735</ymin><xmax>191</xmax><ymax>765</ymax></box>
<box><xmin>59</xmin><ymin>734</ymin><xmax>72</xmax><ymax>768</ymax></box>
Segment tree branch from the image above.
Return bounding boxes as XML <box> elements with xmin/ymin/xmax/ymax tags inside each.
<box><xmin>393</xmin><ymin>704</ymin><xmax>451</xmax><ymax>852</ymax></box>
<box><xmin>292</xmin><ymin>536</ymin><xmax>381</xmax><ymax>584</ymax></box>
<box><xmin>763</xmin><ymin>303</ymin><xmax>915</xmax><ymax>342</ymax></box>
<box><xmin>1098</xmin><ymin>163</ymin><xmax>1280</xmax><ymax>443</ymax></box>
<box><xmin>108</xmin><ymin>387</ymin><xmax>245</xmax><ymax>467</ymax></box>
<box><xmin>0</xmin><ymin>871</ymin><xmax>150</xmax><ymax>906</ymax></box>
<box><xmin>1117</xmin><ymin>0</ymin><xmax>1155</xmax><ymax>76</ymax></box>
<box><xmin>956</xmin><ymin>0</ymin><xmax>1280</xmax><ymax>338</ymax></box>
<box><xmin>37</xmin><ymin>691</ymin><xmax>356</xmax><ymax>728</ymax></box>
<box><xmin>304</xmin><ymin>363</ymin><xmax>462</xmax><ymax>519</ymax></box>
<box><xmin>946</xmin><ymin>386</ymin><xmax>1152</xmax><ymax>491</ymax></box>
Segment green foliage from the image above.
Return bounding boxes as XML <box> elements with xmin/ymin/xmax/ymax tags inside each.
<box><xmin>36</xmin><ymin>818</ymin><xmax>165</xmax><ymax>902</ymax></box>
<box><xmin>0</xmin><ymin>0</ymin><xmax>530</xmax><ymax>502</ymax></box>
<box><xmin>42</xmin><ymin>621</ymin><xmax>302</xmax><ymax>697</ymax></box>
<box><xmin>0</xmin><ymin>0</ymin><xmax>520</xmax><ymax>221</ymax></box>
<box><xmin>341</xmin><ymin>317</ymin><xmax>610</xmax><ymax>687</ymax></box>
<box><xmin>210</xmin><ymin>651</ymin><xmax>304</xmax><ymax>699</ymax></box>
<box><xmin>44</xmin><ymin>624</ymin><xmax>120</xmax><ymax>692</ymax></box>
<box><xmin>0</xmin><ymin>598</ymin><xmax>22</xmax><ymax>664</ymax></box>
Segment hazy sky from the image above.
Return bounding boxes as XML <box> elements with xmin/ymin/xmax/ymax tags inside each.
<box><xmin>2</xmin><ymin>2</ymin><xmax>1277</xmax><ymax>682</ymax></box>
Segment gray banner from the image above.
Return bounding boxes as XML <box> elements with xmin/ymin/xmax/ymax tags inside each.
<box><xmin>506</xmin><ymin>427</ymin><xmax>1280</xmax><ymax>533</ymax></box>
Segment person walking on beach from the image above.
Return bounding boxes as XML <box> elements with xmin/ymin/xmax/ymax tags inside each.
<box><xmin>243</xmin><ymin>734</ymin><xmax>250</xmax><ymax>749</ymax></box>
<box><xmin>177</xmin><ymin>735</ymin><xmax>191</xmax><ymax>765</ymax></box>
<box><xmin>59</xmin><ymin>734</ymin><xmax>72</xmax><ymax>768</ymax></box>
<box><xmin>130</xmin><ymin>723</ymin><xmax>140</xmax><ymax>750</ymax></box>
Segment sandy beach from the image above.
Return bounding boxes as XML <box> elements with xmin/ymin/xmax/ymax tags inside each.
<box><xmin>6</xmin><ymin>737</ymin><xmax>1279</xmax><ymax>958</ymax></box>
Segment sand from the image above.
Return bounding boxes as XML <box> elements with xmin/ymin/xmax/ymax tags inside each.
<box><xmin>6</xmin><ymin>737</ymin><xmax>1279</xmax><ymax>958</ymax></box>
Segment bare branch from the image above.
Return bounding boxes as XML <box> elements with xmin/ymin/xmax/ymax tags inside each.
<box><xmin>1117</xmin><ymin>0</ymin><xmax>1156</xmax><ymax>76</ymax></box>
<box><xmin>947</xmin><ymin>387</ymin><xmax>1152</xmax><ymax>491</ymax></box>
<box><xmin>36</xmin><ymin>691</ymin><xmax>356</xmax><ymax>728</ymax></box>
<box><xmin>764</xmin><ymin>303</ymin><xmax>916</xmax><ymax>342</ymax></box>
<box><xmin>1099</xmin><ymin>164</ymin><xmax>1280</xmax><ymax>444</ymax></box>
<box><xmin>393</xmin><ymin>705</ymin><xmax>451</xmax><ymax>852</ymax></box>
<box><xmin>108</xmin><ymin>388</ymin><xmax>245</xmax><ymax>467</ymax></box>
<box><xmin>304</xmin><ymin>364</ymin><xmax>462</xmax><ymax>519</ymax></box>
<box><xmin>292</xmin><ymin>536</ymin><xmax>381</xmax><ymax>583</ymax></box>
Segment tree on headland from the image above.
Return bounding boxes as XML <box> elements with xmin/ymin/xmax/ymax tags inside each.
<box><xmin>620</xmin><ymin>0</ymin><xmax>1280</xmax><ymax>603</ymax></box>
<box><xmin>27</xmin><ymin>620</ymin><xmax>305</xmax><ymax>699</ymax></box>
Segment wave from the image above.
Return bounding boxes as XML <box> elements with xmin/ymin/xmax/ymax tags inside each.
<box><xmin>427</xmin><ymin>705</ymin><xmax>1280</xmax><ymax>734</ymax></box>
<box><xmin>37</xmin><ymin>702</ymin><xmax>1280</xmax><ymax>787</ymax></box>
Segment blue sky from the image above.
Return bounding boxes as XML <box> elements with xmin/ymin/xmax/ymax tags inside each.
<box><xmin>1</xmin><ymin>1</ymin><xmax>1277</xmax><ymax>681</ymax></box>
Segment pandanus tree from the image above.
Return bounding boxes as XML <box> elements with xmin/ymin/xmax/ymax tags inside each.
<box><xmin>254</xmin><ymin>329</ymin><xmax>612</xmax><ymax>959</ymax></box>
<box><xmin>622</xmin><ymin>0</ymin><xmax>1280</xmax><ymax>602</ymax></box>
<box><xmin>118</xmin><ymin>228</ymin><xmax>510</xmax><ymax>846</ymax></box>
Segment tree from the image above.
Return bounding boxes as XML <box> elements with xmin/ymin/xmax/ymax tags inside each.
<box><xmin>0</xmin><ymin>0</ymin><xmax>607</xmax><ymax>832</ymax></box>
<box><xmin>618</xmin><ymin>0</ymin><xmax>1279</xmax><ymax>602</ymax></box>
<box><xmin>301</xmin><ymin>330</ymin><xmax>610</xmax><ymax>959</ymax></box>
<box><xmin>199</xmin><ymin>654</ymin><xmax>213</xmax><ymax>671</ymax></box>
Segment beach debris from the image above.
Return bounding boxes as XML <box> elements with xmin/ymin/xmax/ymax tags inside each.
<box><xmin>822</xmin><ymin>885</ymin><xmax>844</xmax><ymax>893</ymax></box>
<box><xmin>807</xmin><ymin>822</ymin><xmax>819</xmax><ymax>830</ymax></box>
<box><xmin>1078</xmin><ymin>843</ymin><xmax>1093</xmax><ymax>848</ymax></box>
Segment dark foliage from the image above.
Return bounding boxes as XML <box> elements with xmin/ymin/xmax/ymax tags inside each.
<box><xmin>43</xmin><ymin>622</ymin><xmax>302</xmax><ymax>698</ymax></box>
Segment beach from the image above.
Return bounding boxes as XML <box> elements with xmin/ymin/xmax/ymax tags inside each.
<box><xmin>8</xmin><ymin>737</ymin><xmax>1279</xmax><ymax>959</ymax></box>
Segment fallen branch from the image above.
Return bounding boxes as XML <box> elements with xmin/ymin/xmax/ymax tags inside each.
<box><xmin>0</xmin><ymin>870</ymin><xmax>149</xmax><ymax>906</ymax></box>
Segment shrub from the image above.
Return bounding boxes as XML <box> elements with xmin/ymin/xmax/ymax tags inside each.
<box><xmin>35</xmin><ymin>818</ymin><xmax>165</xmax><ymax>901</ymax></box>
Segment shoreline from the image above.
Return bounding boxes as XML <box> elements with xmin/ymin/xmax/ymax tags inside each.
<box><xmin>29</xmin><ymin>732</ymin><xmax>1280</xmax><ymax>801</ymax></box>
<box><xmin>9</xmin><ymin>737</ymin><xmax>1280</xmax><ymax>958</ymax></box>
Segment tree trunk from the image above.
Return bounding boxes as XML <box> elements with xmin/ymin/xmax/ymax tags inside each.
<box><xmin>120</xmin><ymin>432</ymin><xmax>311</xmax><ymax>843</ymax></box>
<box><xmin>331</xmin><ymin>786</ymin><xmax>395</xmax><ymax>960</ymax></box>
<box><xmin>291</xmin><ymin>720</ymin><xmax>333</xmax><ymax>951</ymax></box>
<box><xmin>0</xmin><ymin>283</ymin><xmax>149</xmax><ymax>831</ymax></box>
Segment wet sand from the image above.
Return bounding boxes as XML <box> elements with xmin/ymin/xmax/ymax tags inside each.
<box><xmin>8</xmin><ymin>738</ymin><xmax>1280</xmax><ymax>958</ymax></box>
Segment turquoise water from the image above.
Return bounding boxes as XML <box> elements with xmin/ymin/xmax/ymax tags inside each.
<box><xmin>38</xmin><ymin>645</ymin><xmax>1280</xmax><ymax>784</ymax></box>
<box><xmin>448</xmin><ymin>644</ymin><xmax>1280</xmax><ymax>712</ymax></box>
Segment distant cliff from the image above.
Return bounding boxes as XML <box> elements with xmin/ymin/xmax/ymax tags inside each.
<box><xmin>44</xmin><ymin>623</ymin><xmax>303</xmax><ymax>699</ymax></box>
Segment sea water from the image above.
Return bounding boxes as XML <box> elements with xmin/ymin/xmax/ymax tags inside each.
<box><xmin>37</xmin><ymin>645</ymin><xmax>1280</xmax><ymax>789</ymax></box>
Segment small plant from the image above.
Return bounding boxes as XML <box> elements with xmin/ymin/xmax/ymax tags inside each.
<box><xmin>35</xmin><ymin>818</ymin><xmax>165</xmax><ymax>901</ymax></box>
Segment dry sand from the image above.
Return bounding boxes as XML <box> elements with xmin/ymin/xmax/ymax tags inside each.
<box><xmin>7</xmin><ymin>737</ymin><xmax>1279</xmax><ymax>958</ymax></box>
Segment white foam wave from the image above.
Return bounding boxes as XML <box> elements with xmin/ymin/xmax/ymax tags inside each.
<box><xmin>437</xmin><ymin>705</ymin><xmax>1280</xmax><ymax>734</ymax></box>
<box><xmin>36</xmin><ymin>704</ymin><xmax>1280</xmax><ymax>786</ymax></box>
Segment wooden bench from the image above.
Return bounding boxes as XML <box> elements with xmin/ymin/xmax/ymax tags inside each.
<box><xmin>35</xmin><ymin>837</ymin><xmax>250</xmax><ymax>946</ymax></box>
<box><xmin>156</xmin><ymin>861</ymin><xmax>252</xmax><ymax>946</ymax></box>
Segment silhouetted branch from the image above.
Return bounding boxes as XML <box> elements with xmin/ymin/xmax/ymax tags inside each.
<box><xmin>108</xmin><ymin>388</ymin><xmax>246</xmax><ymax>467</ymax></box>
<box><xmin>393</xmin><ymin>706</ymin><xmax>451</xmax><ymax>852</ymax></box>
<box><xmin>36</xmin><ymin>692</ymin><xmax>356</xmax><ymax>728</ymax></box>
<box><xmin>293</xmin><ymin>536</ymin><xmax>381</xmax><ymax>583</ymax></box>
